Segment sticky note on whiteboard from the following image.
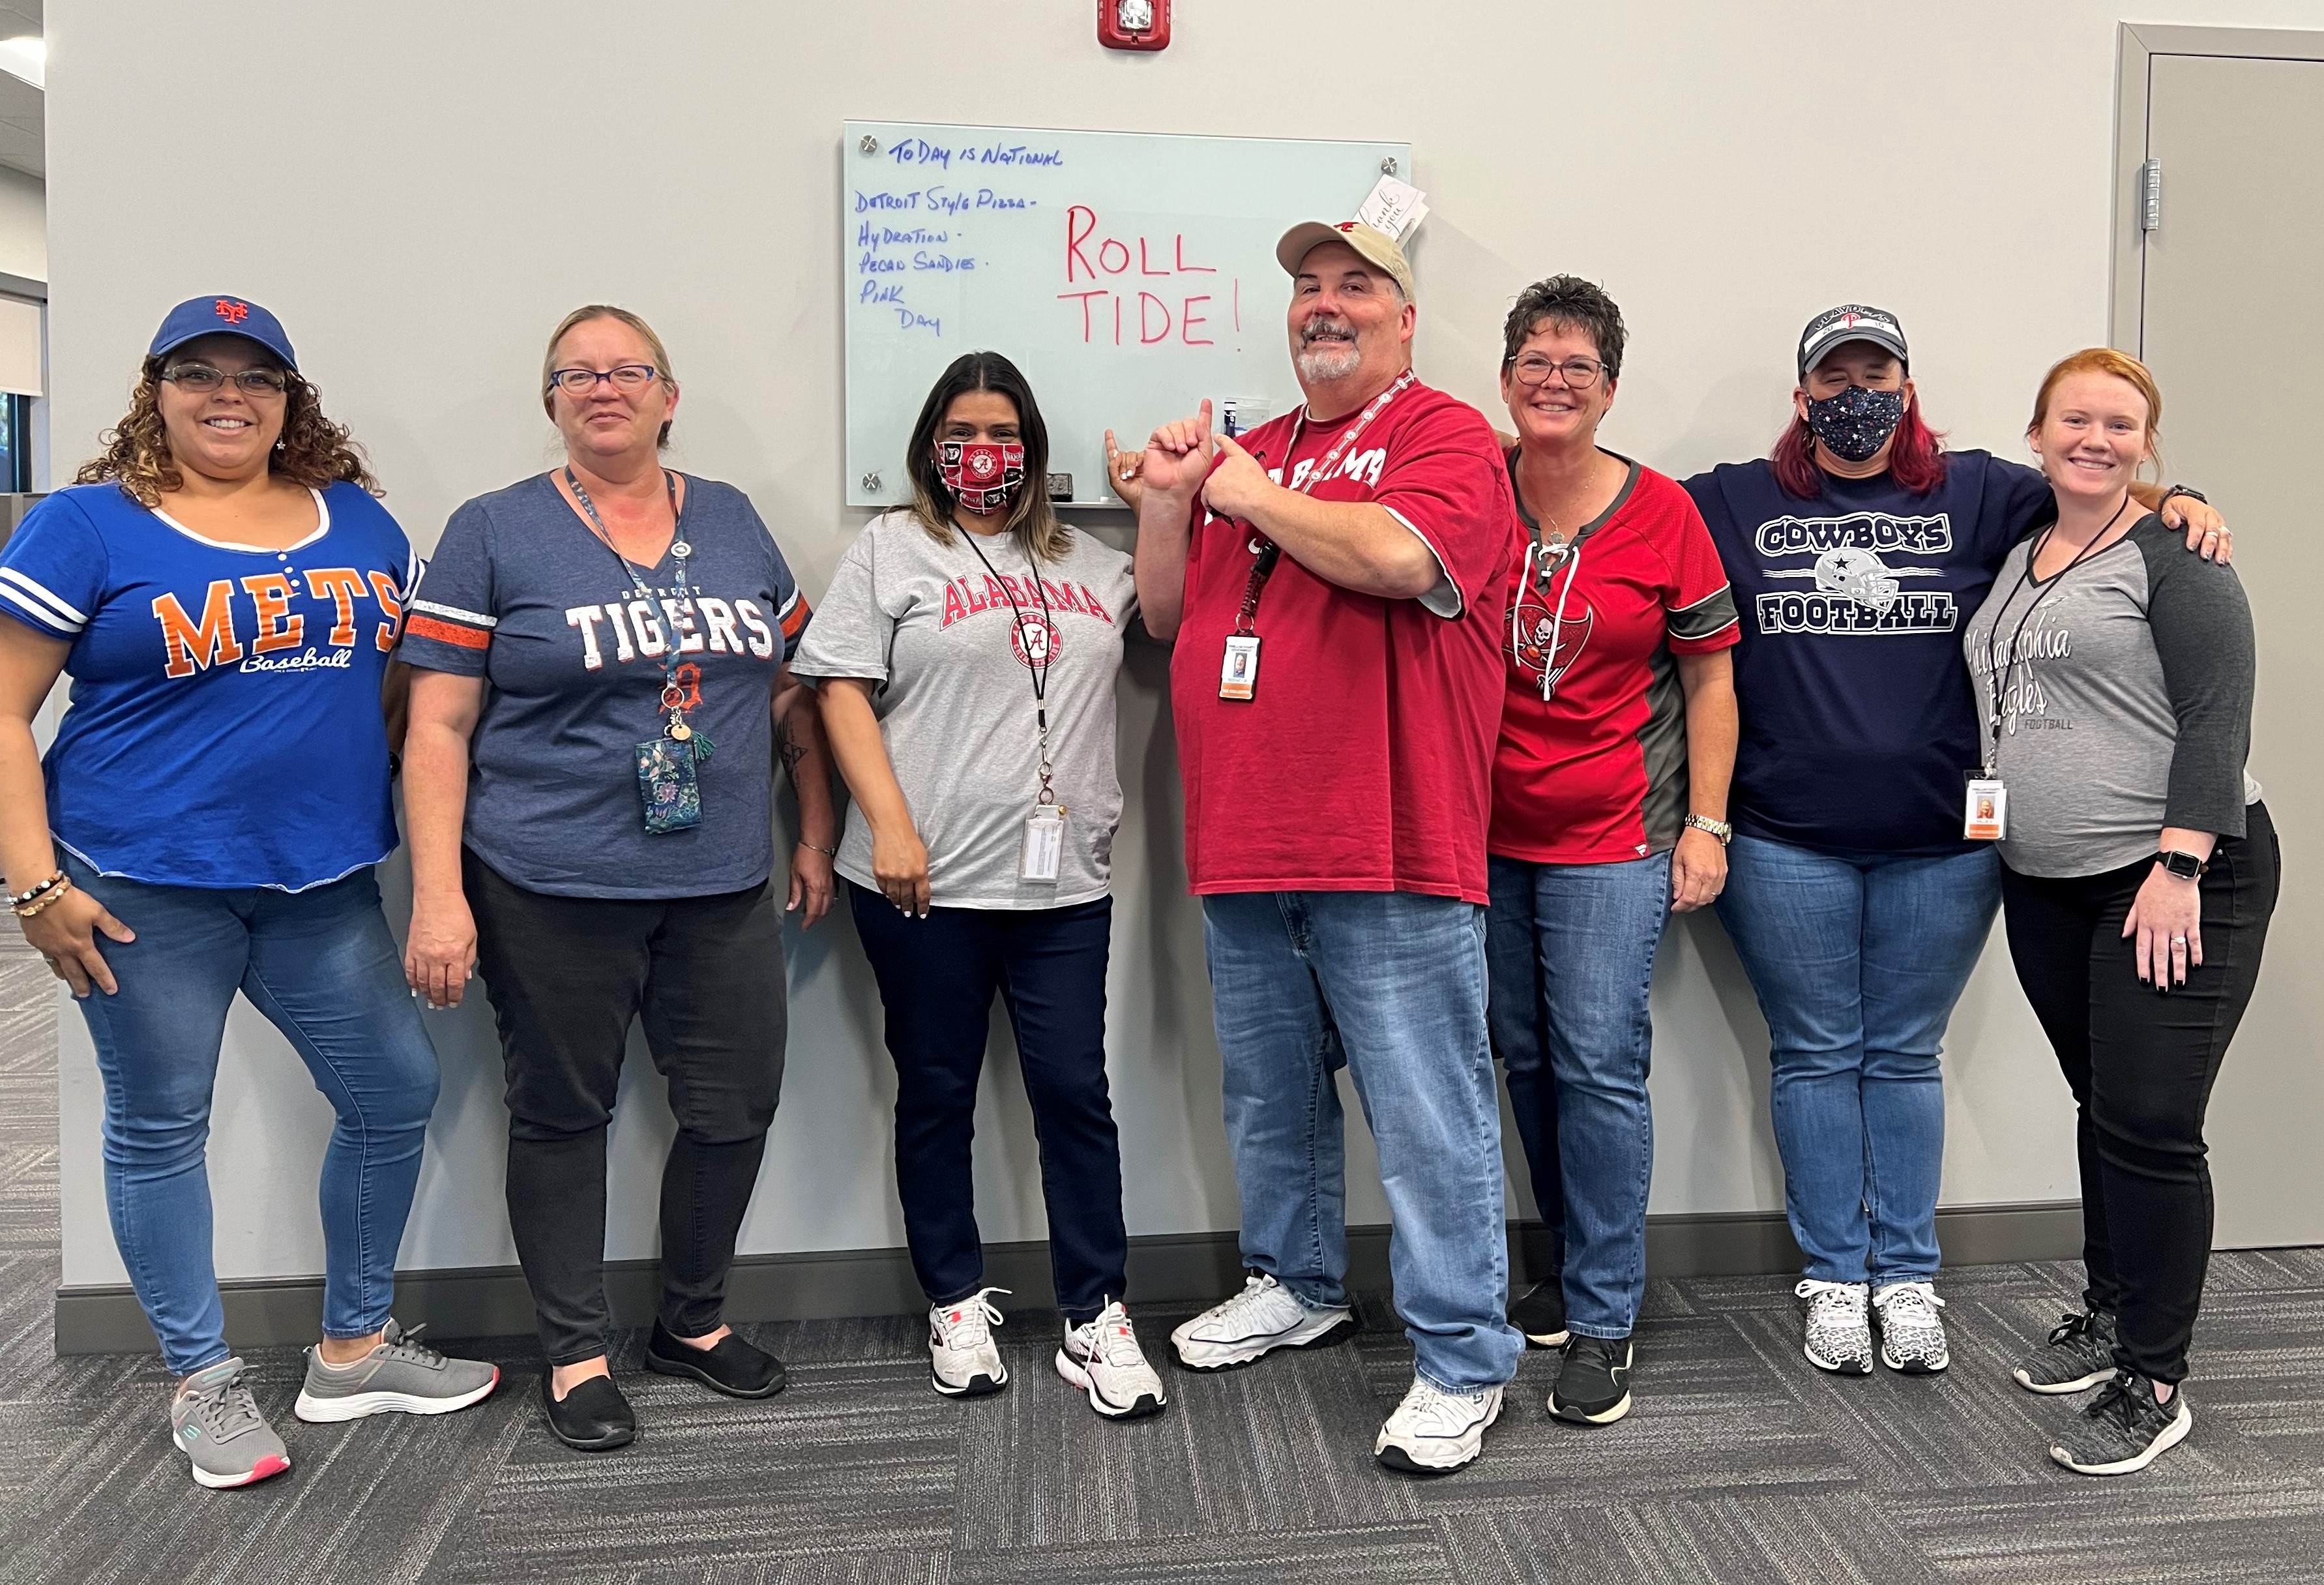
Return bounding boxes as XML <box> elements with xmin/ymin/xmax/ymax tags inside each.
<box><xmin>1357</xmin><ymin>175</ymin><xmax>1428</xmax><ymax>241</ymax></box>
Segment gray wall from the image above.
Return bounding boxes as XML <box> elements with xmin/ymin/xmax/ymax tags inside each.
<box><xmin>43</xmin><ymin>0</ymin><xmax>2322</xmax><ymax>1290</ymax></box>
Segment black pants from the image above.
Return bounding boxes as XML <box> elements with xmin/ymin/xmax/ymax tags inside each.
<box><xmin>1999</xmin><ymin>803</ymin><xmax>2278</xmax><ymax>1384</ymax></box>
<box><xmin>466</xmin><ymin>850</ymin><xmax>786</xmax><ymax>1365</ymax></box>
<box><xmin>846</xmin><ymin>883</ymin><xmax>1127</xmax><ymax>1322</ymax></box>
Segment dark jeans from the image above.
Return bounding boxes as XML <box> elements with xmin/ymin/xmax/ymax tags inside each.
<box><xmin>1999</xmin><ymin>803</ymin><xmax>2278</xmax><ymax>1384</ymax></box>
<box><xmin>846</xmin><ymin>883</ymin><xmax>1126</xmax><ymax>1322</ymax></box>
<box><xmin>466</xmin><ymin>850</ymin><xmax>786</xmax><ymax>1365</ymax></box>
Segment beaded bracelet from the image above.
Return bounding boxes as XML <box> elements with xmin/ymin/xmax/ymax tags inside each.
<box><xmin>12</xmin><ymin>878</ymin><xmax>72</xmax><ymax>919</ymax></box>
<box><xmin>8</xmin><ymin>870</ymin><xmax>64</xmax><ymax>908</ymax></box>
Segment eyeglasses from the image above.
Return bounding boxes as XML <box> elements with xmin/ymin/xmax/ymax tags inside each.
<box><xmin>160</xmin><ymin>364</ymin><xmax>289</xmax><ymax>396</ymax></box>
<box><xmin>1509</xmin><ymin>355</ymin><xmax>1609</xmax><ymax>391</ymax></box>
<box><xmin>548</xmin><ymin>364</ymin><xmax>660</xmax><ymax>396</ymax></box>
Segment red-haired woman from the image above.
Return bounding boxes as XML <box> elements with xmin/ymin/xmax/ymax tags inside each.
<box><xmin>1681</xmin><ymin>306</ymin><xmax>2228</xmax><ymax>1385</ymax></box>
<box><xmin>1969</xmin><ymin>349</ymin><xmax>2270</xmax><ymax>1475</ymax></box>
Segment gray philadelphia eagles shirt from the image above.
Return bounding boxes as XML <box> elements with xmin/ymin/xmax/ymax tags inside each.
<box><xmin>1963</xmin><ymin>513</ymin><xmax>2259</xmax><ymax>879</ymax></box>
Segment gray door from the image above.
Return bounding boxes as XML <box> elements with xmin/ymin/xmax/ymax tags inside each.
<box><xmin>2136</xmin><ymin>48</ymin><xmax>2324</xmax><ymax>1247</ymax></box>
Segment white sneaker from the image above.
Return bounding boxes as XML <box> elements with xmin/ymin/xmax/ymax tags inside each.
<box><xmin>1796</xmin><ymin>1279</ymin><xmax>1874</xmax><ymax>1375</ymax></box>
<box><xmin>1169</xmin><ymin>1273</ymin><xmax>1355</xmax><ymax>1371</ymax></box>
<box><xmin>1872</xmin><ymin>1280</ymin><xmax>1950</xmax><ymax>1374</ymax></box>
<box><xmin>929</xmin><ymin>1287</ymin><xmax>1009</xmax><ymax>1398</ymax></box>
<box><xmin>1055</xmin><ymin>1299</ymin><xmax>1167</xmax><ymax>1420</ymax></box>
<box><xmin>1374</xmin><ymin>1374</ymin><xmax>1503</xmax><ymax>1474</ymax></box>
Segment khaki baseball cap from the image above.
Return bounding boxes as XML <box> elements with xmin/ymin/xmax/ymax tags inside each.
<box><xmin>1275</xmin><ymin>220</ymin><xmax>1414</xmax><ymax>301</ymax></box>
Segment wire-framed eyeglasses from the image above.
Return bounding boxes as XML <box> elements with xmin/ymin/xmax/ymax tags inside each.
<box><xmin>1509</xmin><ymin>354</ymin><xmax>1609</xmax><ymax>391</ymax></box>
<box><xmin>160</xmin><ymin>364</ymin><xmax>289</xmax><ymax>396</ymax></box>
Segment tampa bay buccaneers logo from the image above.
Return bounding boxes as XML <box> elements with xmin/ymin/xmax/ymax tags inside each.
<box><xmin>1510</xmin><ymin>584</ymin><xmax>1594</xmax><ymax>699</ymax></box>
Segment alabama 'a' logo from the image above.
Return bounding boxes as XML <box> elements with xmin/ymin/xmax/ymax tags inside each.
<box><xmin>1009</xmin><ymin>614</ymin><xmax>1063</xmax><ymax>669</ymax></box>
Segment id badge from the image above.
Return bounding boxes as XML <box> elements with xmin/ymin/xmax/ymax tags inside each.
<box><xmin>1219</xmin><ymin>634</ymin><xmax>1260</xmax><ymax>701</ymax></box>
<box><xmin>1964</xmin><ymin>776</ymin><xmax>2007</xmax><ymax>842</ymax></box>
<box><xmin>638</xmin><ymin>737</ymin><xmax>703</xmax><ymax>833</ymax></box>
<box><xmin>1020</xmin><ymin>803</ymin><xmax>1067</xmax><ymax>881</ymax></box>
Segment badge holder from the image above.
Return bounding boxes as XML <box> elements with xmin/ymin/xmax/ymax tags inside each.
<box><xmin>639</xmin><ymin>681</ymin><xmax>715</xmax><ymax>835</ymax></box>
<box><xmin>1020</xmin><ymin>726</ymin><xmax>1066</xmax><ymax>881</ymax></box>
<box><xmin>1963</xmin><ymin>771</ymin><xmax>2005</xmax><ymax>842</ymax></box>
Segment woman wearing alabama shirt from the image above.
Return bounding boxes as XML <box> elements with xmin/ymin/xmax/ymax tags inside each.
<box><xmin>1484</xmin><ymin>277</ymin><xmax>1739</xmax><ymax>1429</ymax></box>
<box><xmin>1681</xmin><ymin>305</ymin><xmax>2229</xmax><ymax>1386</ymax></box>
<box><xmin>793</xmin><ymin>351</ymin><xmax>1167</xmax><ymax>1424</ymax></box>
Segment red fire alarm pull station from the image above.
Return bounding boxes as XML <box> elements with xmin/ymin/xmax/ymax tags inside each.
<box><xmin>1099</xmin><ymin>0</ymin><xmax>1171</xmax><ymax>52</ymax></box>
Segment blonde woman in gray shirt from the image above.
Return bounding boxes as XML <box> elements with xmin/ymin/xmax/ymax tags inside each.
<box><xmin>793</xmin><ymin>351</ymin><xmax>1166</xmax><ymax>1422</ymax></box>
<box><xmin>1964</xmin><ymin>348</ymin><xmax>2274</xmax><ymax>1478</ymax></box>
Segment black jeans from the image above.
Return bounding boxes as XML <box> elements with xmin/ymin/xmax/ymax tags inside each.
<box><xmin>846</xmin><ymin>883</ymin><xmax>1127</xmax><ymax>1322</ymax></box>
<box><xmin>1999</xmin><ymin>803</ymin><xmax>2278</xmax><ymax>1384</ymax></box>
<box><xmin>466</xmin><ymin>850</ymin><xmax>786</xmax><ymax>1365</ymax></box>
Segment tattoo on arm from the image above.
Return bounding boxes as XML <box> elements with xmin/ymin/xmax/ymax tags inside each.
<box><xmin>776</xmin><ymin>720</ymin><xmax>808</xmax><ymax>777</ymax></box>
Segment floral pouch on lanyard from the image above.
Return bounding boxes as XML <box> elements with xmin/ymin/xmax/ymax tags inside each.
<box><xmin>566</xmin><ymin>466</ymin><xmax>717</xmax><ymax>835</ymax></box>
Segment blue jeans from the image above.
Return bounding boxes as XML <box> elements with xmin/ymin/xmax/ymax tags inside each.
<box><xmin>1714</xmin><ymin>836</ymin><xmax>1999</xmax><ymax>1284</ymax></box>
<box><xmin>1201</xmin><ymin>890</ymin><xmax>1523</xmax><ymax>1393</ymax></box>
<box><xmin>1484</xmin><ymin>851</ymin><xmax>1671</xmax><ymax>1339</ymax></box>
<box><xmin>847</xmin><ymin>885</ymin><xmax>1126</xmax><ymax>1323</ymax></box>
<box><xmin>63</xmin><ymin>855</ymin><xmax>441</xmax><ymax>1375</ymax></box>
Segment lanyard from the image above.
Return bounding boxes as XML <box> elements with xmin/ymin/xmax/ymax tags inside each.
<box><xmin>566</xmin><ymin>466</ymin><xmax>697</xmax><ymax>739</ymax></box>
<box><xmin>962</xmin><ymin>526</ymin><xmax>1061</xmax><ymax>807</ymax></box>
<box><xmin>1977</xmin><ymin>495</ymin><xmax>2131</xmax><ymax>773</ymax></box>
<box><xmin>1234</xmin><ymin>368</ymin><xmax>1416</xmax><ymax>636</ymax></box>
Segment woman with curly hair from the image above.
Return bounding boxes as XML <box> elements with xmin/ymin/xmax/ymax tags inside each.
<box><xmin>0</xmin><ymin>295</ymin><xmax>498</xmax><ymax>1492</ymax></box>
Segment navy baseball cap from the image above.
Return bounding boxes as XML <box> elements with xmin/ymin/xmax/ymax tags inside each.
<box><xmin>1797</xmin><ymin>304</ymin><xmax>1907</xmax><ymax>379</ymax></box>
<box><xmin>149</xmin><ymin>295</ymin><xmax>298</xmax><ymax>370</ymax></box>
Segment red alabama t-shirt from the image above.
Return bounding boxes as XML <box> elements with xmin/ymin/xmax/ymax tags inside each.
<box><xmin>1169</xmin><ymin>380</ymin><xmax>1520</xmax><ymax>904</ymax></box>
<box><xmin>1489</xmin><ymin>459</ymin><xmax>1740</xmax><ymax>864</ymax></box>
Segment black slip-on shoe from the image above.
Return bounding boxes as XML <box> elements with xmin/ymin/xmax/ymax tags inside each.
<box><xmin>541</xmin><ymin>1372</ymin><xmax>636</xmax><ymax>1451</ymax></box>
<box><xmin>645</xmin><ymin>1320</ymin><xmax>788</xmax><ymax>1399</ymax></box>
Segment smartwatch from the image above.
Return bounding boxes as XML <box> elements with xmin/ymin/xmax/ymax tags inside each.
<box><xmin>2155</xmin><ymin>849</ymin><xmax>2207</xmax><ymax>880</ymax></box>
<box><xmin>2158</xmin><ymin>484</ymin><xmax>2207</xmax><ymax>510</ymax></box>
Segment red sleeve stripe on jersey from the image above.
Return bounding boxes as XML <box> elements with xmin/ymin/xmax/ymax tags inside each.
<box><xmin>779</xmin><ymin>593</ymin><xmax>812</xmax><ymax>640</ymax></box>
<box><xmin>404</xmin><ymin>612</ymin><xmax>492</xmax><ymax>650</ymax></box>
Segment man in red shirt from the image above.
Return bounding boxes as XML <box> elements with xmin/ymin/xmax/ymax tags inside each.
<box><xmin>1133</xmin><ymin>220</ymin><xmax>1524</xmax><ymax>1474</ymax></box>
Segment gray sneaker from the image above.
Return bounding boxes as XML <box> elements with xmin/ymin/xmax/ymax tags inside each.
<box><xmin>2049</xmin><ymin>1370</ymin><xmax>2192</xmax><ymax>1475</ymax></box>
<box><xmin>2013</xmin><ymin>1308</ymin><xmax>2119</xmax><ymax>1395</ymax></box>
<box><xmin>294</xmin><ymin>1320</ymin><xmax>501</xmax><ymax>1423</ymax></box>
<box><xmin>171</xmin><ymin>1357</ymin><xmax>291</xmax><ymax>1489</ymax></box>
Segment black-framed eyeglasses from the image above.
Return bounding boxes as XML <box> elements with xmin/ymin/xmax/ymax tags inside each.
<box><xmin>1509</xmin><ymin>354</ymin><xmax>1609</xmax><ymax>391</ymax></box>
<box><xmin>160</xmin><ymin>364</ymin><xmax>289</xmax><ymax>396</ymax></box>
<box><xmin>548</xmin><ymin>364</ymin><xmax>660</xmax><ymax>396</ymax></box>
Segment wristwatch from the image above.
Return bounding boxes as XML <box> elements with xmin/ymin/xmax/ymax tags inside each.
<box><xmin>1684</xmin><ymin>814</ymin><xmax>1733</xmax><ymax>846</ymax></box>
<box><xmin>2158</xmin><ymin>484</ymin><xmax>2207</xmax><ymax>507</ymax></box>
<box><xmin>2155</xmin><ymin>849</ymin><xmax>2207</xmax><ymax>880</ymax></box>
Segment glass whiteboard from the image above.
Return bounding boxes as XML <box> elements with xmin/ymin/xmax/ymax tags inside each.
<box><xmin>844</xmin><ymin>121</ymin><xmax>1412</xmax><ymax>509</ymax></box>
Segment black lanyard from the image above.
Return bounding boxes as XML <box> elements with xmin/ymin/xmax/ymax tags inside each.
<box><xmin>962</xmin><ymin>526</ymin><xmax>1061</xmax><ymax>807</ymax></box>
<box><xmin>566</xmin><ymin>466</ymin><xmax>695</xmax><ymax>736</ymax></box>
<box><xmin>1977</xmin><ymin>496</ymin><xmax>2132</xmax><ymax>773</ymax></box>
<box><xmin>1233</xmin><ymin>369</ymin><xmax>1415</xmax><ymax>636</ymax></box>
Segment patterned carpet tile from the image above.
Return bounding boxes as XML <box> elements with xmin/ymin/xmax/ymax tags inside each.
<box><xmin>950</xmin><ymin>1522</ymin><xmax>1452</xmax><ymax>1584</ymax></box>
<box><xmin>1433</xmin><ymin>1490</ymin><xmax>1947</xmax><ymax>1585</ymax></box>
<box><xmin>1888</xmin><ymin>1474</ymin><xmax>2324</xmax><ymax>1584</ymax></box>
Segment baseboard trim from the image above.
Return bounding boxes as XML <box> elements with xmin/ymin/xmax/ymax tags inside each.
<box><xmin>52</xmin><ymin>1200</ymin><xmax>2085</xmax><ymax>1356</ymax></box>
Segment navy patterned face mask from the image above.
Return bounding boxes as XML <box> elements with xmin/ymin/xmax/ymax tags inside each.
<box><xmin>1804</xmin><ymin>385</ymin><xmax>1907</xmax><ymax>462</ymax></box>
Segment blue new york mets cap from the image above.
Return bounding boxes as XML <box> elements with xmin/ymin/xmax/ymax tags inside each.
<box><xmin>149</xmin><ymin>295</ymin><xmax>299</xmax><ymax>370</ymax></box>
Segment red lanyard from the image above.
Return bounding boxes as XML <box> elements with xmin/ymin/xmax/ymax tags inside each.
<box><xmin>1233</xmin><ymin>370</ymin><xmax>1416</xmax><ymax>635</ymax></box>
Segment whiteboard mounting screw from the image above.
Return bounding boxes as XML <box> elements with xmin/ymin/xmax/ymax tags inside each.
<box><xmin>1381</xmin><ymin>157</ymin><xmax>1398</xmax><ymax>175</ymax></box>
<box><xmin>861</xmin><ymin>471</ymin><xmax>882</xmax><ymax>492</ymax></box>
<box><xmin>859</xmin><ymin>136</ymin><xmax>879</xmax><ymax>155</ymax></box>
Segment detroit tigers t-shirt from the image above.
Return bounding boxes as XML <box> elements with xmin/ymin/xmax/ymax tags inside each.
<box><xmin>1683</xmin><ymin>451</ymin><xmax>2055</xmax><ymax>855</ymax></box>
<box><xmin>398</xmin><ymin>472</ymin><xmax>808</xmax><ymax>899</ymax></box>
<box><xmin>1169</xmin><ymin>379</ymin><xmax>1520</xmax><ymax>905</ymax></box>
<box><xmin>1490</xmin><ymin>458</ymin><xmax>1739</xmax><ymax>865</ymax></box>
<box><xmin>0</xmin><ymin>480</ymin><xmax>410</xmax><ymax>890</ymax></box>
<box><xmin>790</xmin><ymin>510</ymin><xmax>1136</xmax><ymax>910</ymax></box>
